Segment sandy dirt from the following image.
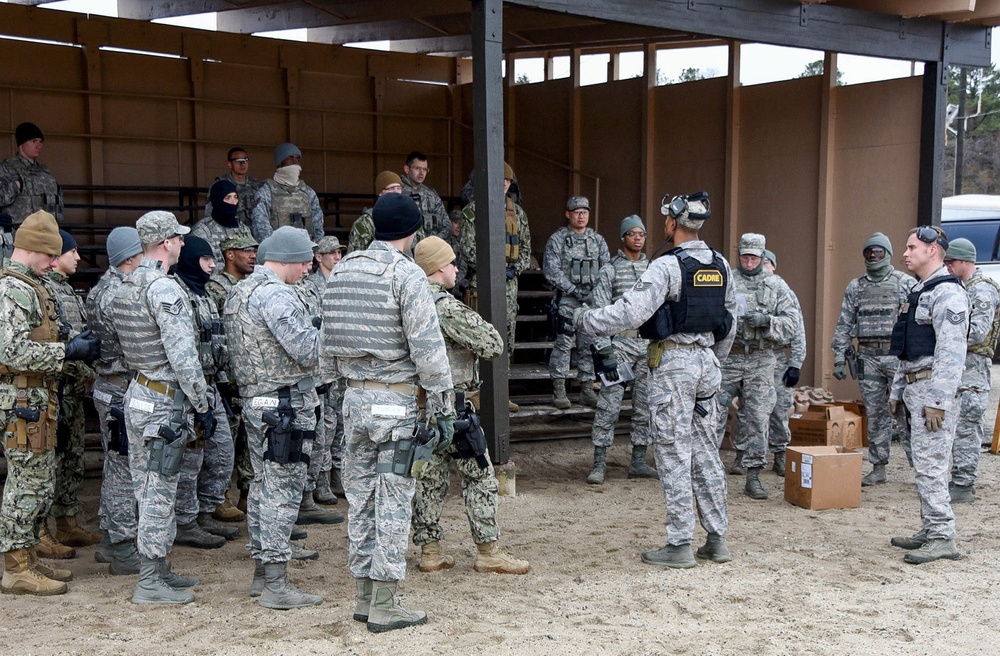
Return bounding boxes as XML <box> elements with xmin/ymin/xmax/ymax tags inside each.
<box><xmin>3</xmin><ymin>417</ymin><xmax>1000</xmax><ymax>655</ymax></box>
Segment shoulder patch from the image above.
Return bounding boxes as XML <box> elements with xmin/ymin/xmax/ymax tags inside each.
<box><xmin>161</xmin><ymin>298</ymin><xmax>185</xmax><ymax>315</ymax></box>
<box><xmin>633</xmin><ymin>280</ymin><xmax>653</xmax><ymax>292</ymax></box>
<box><xmin>946</xmin><ymin>309</ymin><xmax>966</xmax><ymax>325</ymax></box>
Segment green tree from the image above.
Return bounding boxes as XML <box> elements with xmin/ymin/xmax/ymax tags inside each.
<box><xmin>514</xmin><ymin>73</ymin><xmax>531</xmax><ymax>85</ymax></box>
<box><xmin>798</xmin><ymin>60</ymin><xmax>844</xmax><ymax>85</ymax></box>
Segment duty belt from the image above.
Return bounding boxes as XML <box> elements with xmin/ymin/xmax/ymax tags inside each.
<box><xmin>347</xmin><ymin>379</ymin><xmax>419</xmax><ymax>396</ymax></box>
<box><xmin>104</xmin><ymin>374</ymin><xmax>130</xmax><ymax>390</ymax></box>
<box><xmin>617</xmin><ymin>329</ymin><xmax>640</xmax><ymax>339</ymax></box>
<box><xmin>0</xmin><ymin>373</ymin><xmax>45</xmax><ymax>388</ymax></box>
<box><xmin>905</xmin><ymin>369</ymin><xmax>932</xmax><ymax>384</ymax></box>
<box><xmin>858</xmin><ymin>340</ymin><xmax>893</xmax><ymax>356</ymax></box>
<box><xmin>134</xmin><ymin>373</ymin><xmax>177</xmax><ymax>399</ymax></box>
<box><xmin>733</xmin><ymin>340</ymin><xmax>764</xmax><ymax>354</ymax></box>
<box><xmin>660</xmin><ymin>339</ymin><xmax>700</xmax><ymax>350</ymax></box>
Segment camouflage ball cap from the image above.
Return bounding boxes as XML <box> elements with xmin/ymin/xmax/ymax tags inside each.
<box><xmin>315</xmin><ymin>236</ymin><xmax>346</xmax><ymax>254</ymax></box>
<box><xmin>738</xmin><ymin>233</ymin><xmax>766</xmax><ymax>257</ymax></box>
<box><xmin>220</xmin><ymin>230</ymin><xmax>258</xmax><ymax>252</ymax></box>
<box><xmin>136</xmin><ymin>211</ymin><xmax>190</xmax><ymax>245</ymax></box>
<box><xmin>566</xmin><ymin>196</ymin><xmax>590</xmax><ymax>212</ymax></box>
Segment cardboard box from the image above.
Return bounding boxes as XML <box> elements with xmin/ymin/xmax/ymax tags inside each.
<box><xmin>784</xmin><ymin>446</ymin><xmax>862</xmax><ymax>510</ymax></box>
<box><xmin>833</xmin><ymin>400</ymin><xmax>868</xmax><ymax>448</ymax></box>
<box><xmin>789</xmin><ymin>404</ymin><xmax>864</xmax><ymax>451</ymax></box>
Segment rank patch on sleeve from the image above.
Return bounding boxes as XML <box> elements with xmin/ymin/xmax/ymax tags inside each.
<box><xmin>946</xmin><ymin>309</ymin><xmax>966</xmax><ymax>325</ymax></box>
<box><xmin>161</xmin><ymin>299</ymin><xmax>184</xmax><ymax>315</ymax></box>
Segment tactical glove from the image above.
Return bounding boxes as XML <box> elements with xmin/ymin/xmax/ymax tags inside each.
<box><xmin>888</xmin><ymin>399</ymin><xmax>900</xmax><ymax>416</ymax></box>
<box><xmin>64</xmin><ymin>329</ymin><xmax>100</xmax><ymax>363</ymax></box>
<box><xmin>782</xmin><ymin>366</ymin><xmax>800</xmax><ymax>388</ymax></box>
<box><xmin>505</xmin><ymin>264</ymin><xmax>517</xmax><ymax>281</ymax></box>
<box><xmin>832</xmin><ymin>362</ymin><xmax>847</xmax><ymax>381</ymax></box>
<box><xmin>195</xmin><ymin>410</ymin><xmax>218</xmax><ymax>441</ymax></box>
<box><xmin>311</xmin><ymin>316</ymin><xmax>322</xmax><ymax>329</ymax></box>
<box><xmin>572</xmin><ymin>287</ymin><xmax>593</xmax><ymax>305</ymax></box>
<box><xmin>433</xmin><ymin>413</ymin><xmax>456</xmax><ymax>454</ymax></box>
<box><xmin>923</xmin><ymin>407</ymin><xmax>945</xmax><ymax>432</ymax></box>
<box><xmin>591</xmin><ymin>345</ymin><xmax>618</xmax><ymax>374</ymax></box>
<box><xmin>716</xmin><ymin>383</ymin><xmax>738</xmax><ymax>410</ymax></box>
<box><xmin>746</xmin><ymin>312</ymin><xmax>770</xmax><ymax>328</ymax></box>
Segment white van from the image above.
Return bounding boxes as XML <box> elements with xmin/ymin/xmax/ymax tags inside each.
<box><xmin>941</xmin><ymin>194</ymin><xmax>1000</xmax><ymax>283</ymax></box>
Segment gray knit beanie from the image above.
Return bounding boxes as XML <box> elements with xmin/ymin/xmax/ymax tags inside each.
<box><xmin>863</xmin><ymin>232</ymin><xmax>893</xmax><ymax>256</ymax></box>
<box><xmin>946</xmin><ymin>237</ymin><xmax>976</xmax><ymax>263</ymax></box>
<box><xmin>763</xmin><ymin>249</ymin><xmax>777</xmax><ymax>269</ymax></box>
<box><xmin>263</xmin><ymin>226</ymin><xmax>315</xmax><ymax>263</ymax></box>
<box><xmin>273</xmin><ymin>142</ymin><xmax>301</xmax><ymax>168</ymax></box>
<box><xmin>619</xmin><ymin>215</ymin><xmax>645</xmax><ymax>238</ymax></box>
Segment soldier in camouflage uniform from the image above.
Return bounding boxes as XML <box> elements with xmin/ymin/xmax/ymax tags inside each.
<box><xmin>1</xmin><ymin>212</ymin><xmax>14</xmax><ymax>264</ymax></box>
<box><xmin>204</xmin><ymin>147</ymin><xmax>261</xmax><ymax>230</ymax></box>
<box><xmin>401</xmin><ymin>151</ymin><xmax>449</xmax><ymax>238</ymax></box>
<box><xmin>761</xmin><ymin>250</ymin><xmax>806</xmax><ymax>477</ymax></box>
<box><xmin>545</xmin><ymin>196</ymin><xmax>610</xmax><ymax>410</ymax></box>
<box><xmin>889</xmin><ymin>226</ymin><xmax>968</xmax><ymax>564</ymax></box>
<box><xmin>304</xmin><ymin>236</ymin><xmax>347</xmax><ymax>504</ymax></box>
<box><xmin>576</xmin><ymin>192</ymin><xmax>736</xmax><ymax>568</ymax></box>
<box><xmin>206</xmin><ymin>230</ymin><xmax>257</xmax><ymax>518</ymax></box>
<box><xmin>586</xmin><ymin>215</ymin><xmax>656</xmax><ymax>484</ymax></box>
<box><xmin>170</xmin><ymin>235</ymin><xmax>239</xmax><ymax>547</ymax></box>
<box><xmin>324</xmin><ymin>193</ymin><xmax>455</xmax><ymax>633</ymax></box>
<box><xmin>222</xmin><ymin>226</ymin><xmax>326</xmax><ymax>610</ymax></box>
<box><xmin>943</xmin><ymin>238</ymin><xmax>1000</xmax><ymax>504</ymax></box>
<box><xmin>445</xmin><ymin>209</ymin><xmax>469</xmax><ymax>300</ymax></box>
<box><xmin>411</xmin><ymin>237</ymin><xmax>530</xmax><ymax>576</ymax></box>
<box><xmin>193</xmin><ymin>179</ymin><xmax>247</xmax><ymax>263</ymax></box>
<box><xmin>348</xmin><ymin>171</ymin><xmax>426</xmax><ymax>253</ymax></box>
<box><xmin>0</xmin><ymin>123</ymin><xmax>63</xmax><ymax>225</ymax></box>
<box><xmin>458</xmin><ymin>162</ymin><xmax>530</xmax><ymax>412</ymax></box>
<box><xmin>831</xmin><ymin>232</ymin><xmax>915</xmax><ymax>486</ymax></box>
<box><xmin>1</xmin><ymin>211</ymin><xmax>98</xmax><ymax>596</ymax></box>
<box><xmin>43</xmin><ymin>230</ymin><xmax>102</xmax><ymax>551</ymax></box>
<box><xmin>717</xmin><ymin>233</ymin><xmax>799</xmax><ymax>501</ymax></box>
<box><xmin>251</xmin><ymin>143</ymin><xmax>324</xmax><ymax>242</ymax></box>
<box><xmin>85</xmin><ymin>227</ymin><xmax>144</xmax><ymax>575</ymax></box>
<box><xmin>114</xmin><ymin>211</ymin><xmax>214</xmax><ymax>605</ymax></box>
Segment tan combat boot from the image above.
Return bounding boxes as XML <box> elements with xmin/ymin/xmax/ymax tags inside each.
<box><xmin>418</xmin><ymin>541</ymin><xmax>455</xmax><ymax>572</ymax></box>
<box><xmin>54</xmin><ymin>516</ymin><xmax>102</xmax><ymax>547</ymax></box>
<box><xmin>1</xmin><ymin>549</ymin><xmax>67</xmax><ymax>596</ymax></box>
<box><xmin>473</xmin><ymin>541</ymin><xmax>531</xmax><ymax>575</ymax></box>
<box><xmin>237</xmin><ymin>488</ymin><xmax>249</xmax><ymax>514</ymax></box>
<box><xmin>37</xmin><ymin>523</ymin><xmax>76</xmax><ymax>559</ymax></box>
<box><xmin>213</xmin><ymin>491</ymin><xmax>246</xmax><ymax>522</ymax></box>
<box><xmin>29</xmin><ymin>547</ymin><xmax>73</xmax><ymax>582</ymax></box>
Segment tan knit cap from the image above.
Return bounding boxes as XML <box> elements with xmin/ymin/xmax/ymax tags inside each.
<box><xmin>13</xmin><ymin>210</ymin><xmax>62</xmax><ymax>255</ymax></box>
<box><xmin>414</xmin><ymin>236</ymin><xmax>455</xmax><ymax>276</ymax></box>
<box><xmin>375</xmin><ymin>170</ymin><xmax>403</xmax><ymax>193</ymax></box>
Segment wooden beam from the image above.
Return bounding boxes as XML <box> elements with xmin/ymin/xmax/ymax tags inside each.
<box><xmin>723</xmin><ymin>41</ymin><xmax>741</xmax><ymax>260</ymax></box>
<box><xmin>936</xmin><ymin>0</ymin><xmax>1000</xmax><ymax>23</ymax></box>
<box><xmin>116</xmin><ymin>0</ymin><xmax>248</xmax><ymax>21</ymax></box>
<box><xmin>830</xmin><ymin>0</ymin><xmax>976</xmax><ymax>18</ymax></box>
<box><xmin>919</xmin><ymin>60</ymin><xmax>947</xmax><ymax>227</ymax></box>
<box><xmin>814</xmin><ymin>51</ymin><xmax>838</xmax><ymax>389</ymax></box>
<box><xmin>307</xmin><ymin>19</ymin><xmax>447</xmax><ymax>45</ymax></box>
<box><xmin>471</xmin><ymin>0</ymin><xmax>511</xmax><ymax>464</ymax></box>
<box><xmin>640</xmin><ymin>43</ymin><xmax>657</xmax><ymax>250</ymax></box>
<box><xmin>505</xmin><ymin>0</ymin><xmax>990</xmax><ymax>67</ymax></box>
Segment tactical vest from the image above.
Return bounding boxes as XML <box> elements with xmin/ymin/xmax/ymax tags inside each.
<box><xmin>434</xmin><ymin>289</ymin><xmax>477</xmax><ymax>389</ymax></box>
<box><xmin>0</xmin><ymin>267</ymin><xmax>60</xmax><ymax>375</ymax></box>
<box><xmin>223</xmin><ymin>272</ymin><xmax>314</xmax><ymax>397</ymax></box>
<box><xmin>3</xmin><ymin>157</ymin><xmax>62</xmax><ymax>223</ymax></box>
<box><xmin>563</xmin><ymin>229</ymin><xmax>602</xmax><ymax>287</ymax></box>
<box><xmin>639</xmin><ymin>248</ymin><xmax>729</xmax><ymax>340</ymax></box>
<box><xmin>856</xmin><ymin>271</ymin><xmax>907</xmax><ymax>340</ymax></box>
<box><xmin>609</xmin><ymin>254</ymin><xmax>649</xmax><ymax>301</ymax></box>
<box><xmin>264</xmin><ymin>178</ymin><xmax>314</xmax><ymax>235</ymax></box>
<box><xmin>113</xmin><ymin>263</ymin><xmax>174</xmax><ymax>375</ymax></box>
<box><xmin>47</xmin><ymin>274</ymin><xmax>86</xmax><ymax>334</ymax></box>
<box><xmin>967</xmin><ymin>273</ymin><xmax>1000</xmax><ymax>358</ymax></box>
<box><xmin>85</xmin><ymin>269</ymin><xmax>130</xmax><ymax>377</ymax></box>
<box><xmin>734</xmin><ymin>269</ymin><xmax>780</xmax><ymax>346</ymax></box>
<box><xmin>504</xmin><ymin>198</ymin><xmax>520</xmax><ymax>263</ymax></box>
<box><xmin>889</xmin><ymin>274</ymin><xmax>962</xmax><ymax>361</ymax></box>
<box><xmin>324</xmin><ymin>249</ymin><xmax>409</xmax><ymax>360</ymax></box>
<box><xmin>187</xmin><ymin>289</ymin><xmax>226</xmax><ymax>376</ymax></box>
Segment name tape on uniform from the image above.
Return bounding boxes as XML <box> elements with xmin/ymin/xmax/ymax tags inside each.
<box><xmin>372</xmin><ymin>404</ymin><xmax>407</xmax><ymax>418</ymax></box>
<box><xmin>129</xmin><ymin>398</ymin><xmax>156</xmax><ymax>414</ymax></box>
<box><xmin>92</xmin><ymin>389</ymin><xmax>114</xmax><ymax>406</ymax></box>
<box><xmin>250</xmin><ymin>397</ymin><xmax>280</xmax><ymax>410</ymax></box>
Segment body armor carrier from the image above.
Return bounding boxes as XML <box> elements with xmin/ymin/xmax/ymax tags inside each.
<box><xmin>889</xmin><ymin>275</ymin><xmax>962</xmax><ymax>361</ymax></box>
<box><xmin>0</xmin><ymin>268</ymin><xmax>60</xmax><ymax>375</ymax></box>
<box><xmin>113</xmin><ymin>264</ymin><xmax>173</xmax><ymax>375</ymax></box>
<box><xmin>222</xmin><ymin>272</ymin><xmax>313</xmax><ymax>398</ymax></box>
<box><xmin>264</xmin><ymin>178</ymin><xmax>314</xmax><ymax>235</ymax></box>
<box><xmin>187</xmin><ymin>290</ymin><xmax>226</xmax><ymax>376</ymax></box>
<box><xmin>857</xmin><ymin>270</ymin><xmax>907</xmax><ymax>340</ymax></box>
<box><xmin>504</xmin><ymin>198</ymin><xmax>520</xmax><ymax>263</ymax></box>
<box><xmin>734</xmin><ymin>269</ymin><xmax>779</xmax><ymax>347</ymax></box>
<box><xmin>639</xmin><ymin>247</ymin><xmax>730</xmax><ymax>341</ymax></box>
<box><xmin>967</xmin><ymin>274</ymin><xmax>1000</xmax><ymax>358</ymax></box>
<box><xmin>433</xmin><ymin>290</ymin><xmax>477</xmax><ymax>390</ymax></box>
<box><xmin>564</xmin><ymin>230</ymin><xmax>601</xmax><ymax>288</ymax></box>
<box><xmin>86</xmin><ymin>269</ymin><xmax>130</xmax><ymax>377</ymax></box>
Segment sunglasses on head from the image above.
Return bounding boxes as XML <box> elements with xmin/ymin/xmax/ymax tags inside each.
<box><xmin>916</xmin><ymin>226</ymin><xmax>948</xmax><ymax>251</ymax></box>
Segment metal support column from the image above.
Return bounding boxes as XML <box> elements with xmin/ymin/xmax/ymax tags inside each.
<box><xmin>919</xmin><ymin>59</ymin><xmax>947</xmax><ymax>227</ymax></box>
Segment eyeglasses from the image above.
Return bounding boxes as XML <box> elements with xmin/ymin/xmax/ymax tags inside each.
<box><xmin>230</xmin><ymin>157</ymin><xmax>249</xmax><ymax>164</ymax></box>
<box><xmin>916</xmin><ymin>226</ymin><xmax>948</xmax><ymax>250</ymax></box>
<box><xmin>623</xmin><ymin>230</ymin><xmax>646</xmax><ymax>239</ymax></box>
<box><xmin>863</xmin><ymin>246</ymin><xmax>886</xmax><ymax>261</ymax></box>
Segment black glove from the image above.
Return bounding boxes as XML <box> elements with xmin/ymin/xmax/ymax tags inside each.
<box><xmin>311</xmin><ymin>315</ymin><xmax>322</xmax><ymax>329</ymax></box>
<box><xmin>195</xmin><ymin>410</ymin><xmax>218</xmax><ymax>441</ymax></box>
<box><xmin>782</xmin><ymin>366</ymin><xmax>800</xmax><ymax>388</ymax></box>
<box><xmin>591</xmin><ymin>344</ymin><xmax>618</xmax><ymax>374</ymax></box>
<box><xmin>573</xmin><ymin>287</ymin><xmax>593</xmax><ymax>305</ymax></box>
<box><xmin>505</xmin><ymin>264</ymin><xmax>516</xmax><ymax>281</ymax></box>
<box><xmin>64</xmin><ymin>329</ymin><xmax>100</xmax><ymax>363</ymax></box>
<box><xmin>832</xmin><ymin>362</ymin><xmax>847</xmax><ymax>380</ymax></box>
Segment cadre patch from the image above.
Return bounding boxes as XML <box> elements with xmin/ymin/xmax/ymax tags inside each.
<box><xmin>693</xmin><ymin>269</ymin><xmax>723</xmax><ymax>287</ymax></box>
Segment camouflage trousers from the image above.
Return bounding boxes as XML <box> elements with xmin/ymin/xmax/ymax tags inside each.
<box><xmin>175</xmin><ymin>443</ymin><xmax>205</xmax><ymax>525</ymax></box>
<box><xmin>0</xmin><ymin>396</ymin><xmax>57</xmax><ymax>552</ymax></box>
<box><xmin>305</xmin><ymin>402</ymin><xmax>327</xmax><ymax>491</ymax></box>
<box><xmin>591</xmin><ymin>336</ymin><xmax>650</xmax><ymax>447</ymax></box>
<box><xmin>952</xmin><ymin>354</ymin><xmax>991</xmax><ymax>487</ymax></box>
<box><xmin>343</xmin><ymin>386</ymin><xmax>417</xmax><ymax>582</ymax></box>
<box><xmin>649</xmin><ymin>348</ymin><xmax>728</xmax><ymax>545</ymax></box>
<box><xmin>230</xmin><ymin>396</ymin><xmax>253</xmax><ymax>492</ymax></box>
<box><xmin>309</xmin><ymin>382</ymin><xmax>345</xmax><ymax>480</ymax></box>
<box><xmin>719</xmin><ymin>349</ymin><xmax>776</xmax><ymax>470</ymax></box>
<box><xmin>244</xmin><ymin>388</ymin><xmax>316</xmax><ymax>564</ymax></box>
<box><xmin>412</xmin><ymin>447</ymin><xmax>499</xmax><ymax>546</ymax></box>
<box><xmin>901</xmin><ymin>379</ymin><xmax>957</xmax><ymax>540</ymax></box>
<box><xmin>92</xmin><ymin>376</ymin><xmax>137</xmax><ymax>544</ymax></box>
<box><xmin>857</xmin><ymin>352</ymin><xmax>900</xmax><ymax>466</ymax></box>
<box><xmin>549</xmin><ymin>295</ymin><xmax>595</xmax><ymax>382</ymax></box>
<box><xmin>51</xmin><ymin>384</ymin><xmax>87</xmax><ymax>518</ymax></box>
<box><xmin>176</xmin><ymin>385</ymin><xmax>233</xmax><ymax>522</ymax></box>
<box><xmin>125</xmin><ymin>382</ymin><xmax>188</xmax><ymax>559</ymax></box>
<box><xmin>767</xmin><ymin>350</ymin><xmax>793</xmax><ymax>453</ymax></box>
